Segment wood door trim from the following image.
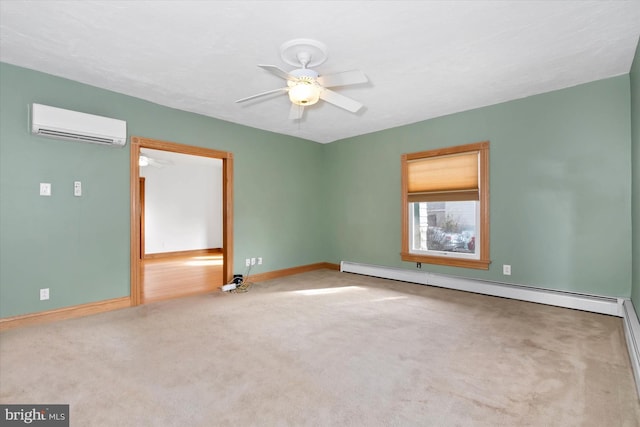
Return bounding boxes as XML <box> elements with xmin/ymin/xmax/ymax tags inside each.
<box><xmin>130</xmin><ymin>136</ymin><xmax>233</xmax><ymax>306</ymax></box>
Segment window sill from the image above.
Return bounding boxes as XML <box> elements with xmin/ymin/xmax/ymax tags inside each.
<box><xmin>401</xmin><ymin>252</ymin><xmax>491</xmax><ymax>270</ymax></box>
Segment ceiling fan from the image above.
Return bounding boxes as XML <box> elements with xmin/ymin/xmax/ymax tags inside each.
<box><xmin>139</xmin><ymin>150</ymin><xmax>173</xmax><ymax>168</ymax></box>
<box><xmin>236</xmin><ymin>39</ymin><xmax>368</xmax><ymax>120</ymax></box>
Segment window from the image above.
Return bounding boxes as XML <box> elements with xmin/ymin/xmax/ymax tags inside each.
<box><xmin>401</xmin><ymin>141</ymin><xmax>490</xmax><ymax>269</ymax></box>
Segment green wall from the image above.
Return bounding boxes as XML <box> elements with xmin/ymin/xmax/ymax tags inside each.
<box><xmin>324</xmin><ymin>76</ymin><xmax>633</xmax><ymax>297</ymax></box>
<box><xmin>1</xmin><ymin>60</ymin><xmax>636</xmax><ymax>319</ymax></box>
<box><xmin>632</xmin><ymin>39</ymin><xmax>640</xmax><ymax>309</ymax></box>
<box><xmin>0</xmin><ymin>62</ymin><xmax>326</xmax><ymax>318</ymax></box>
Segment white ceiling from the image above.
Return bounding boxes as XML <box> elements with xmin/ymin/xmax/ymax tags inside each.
<box><xmin>1</xmin><ymin>1</ymin><xmax>639</xmax><ymax>144</ymax></box>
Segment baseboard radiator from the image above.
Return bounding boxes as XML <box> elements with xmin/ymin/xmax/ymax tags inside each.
<box><xmin>340</xmin><ymin>261</ymin><xmax>622</xmax><ymax>316</ymax></box>
<box><xmin>622</xmin><ymin>300</ymin><xmax>640</xmax><ymax>397</ymax></box>
<box><xmin>340</xmin><ymin>261</ymin><xmax>640</xmax><ymax>397</ymax></box>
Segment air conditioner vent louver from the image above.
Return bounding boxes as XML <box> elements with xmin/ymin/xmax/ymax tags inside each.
<box><xmin>31</xmin><ymin>103</ymin><xmax>127</xmax><ymax>147</ymax></box>
<box><xmin>36</xmin><ymin>129</ymin><xmax>117</xmax><ymax>145</ymax></box>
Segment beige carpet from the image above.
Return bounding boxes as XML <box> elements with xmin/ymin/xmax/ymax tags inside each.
<box><xmin>1</xmin><ymin>269</ymin><xmax>639</xmax><ymax>426</ymax></box>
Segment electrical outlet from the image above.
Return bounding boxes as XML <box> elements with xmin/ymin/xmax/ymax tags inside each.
<box><xmin>251</xmin><ymin>257</ymin><xmax>256</xmax><ymax>266</ymax></box>
<box><xmin>258</xmin><ymin>257</ymin><xmax>262</xmax><ymax>265</ymax></box>
<box><xmin>245</xmin><ymin>258</ymin><xmax>251</xmax><ymax>267</ymax></box>
<box><xmin>503</xmin><ymin>264</ymin><xmax>511</xmax><ymax>275</ymax></box>
<box><xmin>40</xmin><ymin>288</ymin><xmax>49</xmax><ymax>301</ymax></box>
<box><xmin>74</xmin><ymin>181</ymin><xmax>82</xmax><ymax>197</ymax></box>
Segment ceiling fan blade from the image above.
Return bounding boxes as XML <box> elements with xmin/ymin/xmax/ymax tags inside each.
<box><xmin>235</xmin><ymin>87</ymin><xmax>288</xmax><ymax>103</ymax></box>
<box><xmin>317</xmin><ymin>70</ymin><xmax>368</xmax><ymax>88</ymax></box>
<box><xmin>258</xmin><ymin>65</ymin><xmax>294</xmax><ymax>81</ymax></box>
<box><xmin>149</xmin><ymin>159</ymin><xmax>170</xmax><ymax>168</ymax></box>
<box><xmin>319</xmin><ymin>89</ymin><xmax>363</xmax><ymax>113</ymax></box>
<box><xmin>289</xmin><ymin>104</ymin><xmax>304</xmax><ymax>120</ymax></box>
<box><xmin>139</xmin><ymin>155</ymin><xmax>172</xmax><ymax>168</ymax></box>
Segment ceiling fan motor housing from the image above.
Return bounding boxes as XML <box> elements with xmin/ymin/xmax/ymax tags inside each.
<box><xmin>289</xmin><ymin>68</ymin><xmax>319</xmax><ymax>80</ymax></box>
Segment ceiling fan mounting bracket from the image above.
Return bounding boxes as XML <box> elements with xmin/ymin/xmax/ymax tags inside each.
<box><xmin>280</xmin><ymin>38</ymin><xmax>327</xmax><ymax>68</ymax></box>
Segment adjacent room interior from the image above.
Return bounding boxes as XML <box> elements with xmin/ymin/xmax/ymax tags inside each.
<box><xmin>1</xmin><ymin>1</ymin><xmax>639</xmax><ymax>425</ymax></box>
<box><xmin>138</xmin><ymin>147</ymin><xmax>224</xmax><ymax>303</ymax></box>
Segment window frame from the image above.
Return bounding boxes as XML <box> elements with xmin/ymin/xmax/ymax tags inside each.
<box><xmin>401</xmin><ymin>141</ymin><xmax>491</xmax><ymax>269</ymax></box>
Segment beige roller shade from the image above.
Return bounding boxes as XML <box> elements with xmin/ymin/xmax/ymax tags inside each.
<box><xmin>407</xmin><ymin>152</ymin><xmax>479</xmax><ymax>202</ymax></box>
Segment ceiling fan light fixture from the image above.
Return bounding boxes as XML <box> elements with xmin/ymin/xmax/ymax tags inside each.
<box><xmin>288</xmin><ymin>80</ymin><xmax>320</xmax><ymax>106</ymax></box>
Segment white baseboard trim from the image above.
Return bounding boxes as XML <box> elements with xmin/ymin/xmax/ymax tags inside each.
<box><xmin>340</xmin><ymin>261</ymin><xmax>623</xmax><ymax>317</ymax></box>
<box><xmin>622</xmin><ymin>299</ymin><xmax>640</xmax><ymax>397</ymax></box>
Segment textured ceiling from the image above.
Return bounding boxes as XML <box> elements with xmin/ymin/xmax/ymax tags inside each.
<box><xmin>1</xmin><ymin>1</ymin><xmax>639</xmax><ymax>143</ymax></box>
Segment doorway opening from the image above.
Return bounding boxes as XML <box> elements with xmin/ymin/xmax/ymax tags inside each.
<box><xmin>130</xmin><ymin>136</ymin><xmax>233</xmax><ymax>306</ymax></box>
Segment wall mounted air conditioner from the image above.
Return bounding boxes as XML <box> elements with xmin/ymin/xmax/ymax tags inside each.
<box><xmin>31</xmin><ymin>103</ymin><xmax>127</xmax><ymax>146</ymax></box>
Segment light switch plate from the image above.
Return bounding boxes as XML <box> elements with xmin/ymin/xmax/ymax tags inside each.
<box><xmin>40</xmin><ymin>183</ymin><xmax>51</xmax><ymax>196</ymax></box>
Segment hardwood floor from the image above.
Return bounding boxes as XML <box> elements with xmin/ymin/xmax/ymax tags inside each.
<box><xmin>142</xmin><ymin>251</ymin><xmax>224</xmax><ymax>304</ymax></box>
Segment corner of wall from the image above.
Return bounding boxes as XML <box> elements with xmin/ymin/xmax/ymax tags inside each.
<box><xmin>630</xmin><ymin>37</ymin><xmax>640</xmax><ymax>309</ymax></box>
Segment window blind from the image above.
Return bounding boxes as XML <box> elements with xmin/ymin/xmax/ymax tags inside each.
<box><xmin>407</xmin><ymin>151</ymin><xmax>479</xmax><ymax>202</ymax></box>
